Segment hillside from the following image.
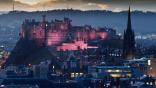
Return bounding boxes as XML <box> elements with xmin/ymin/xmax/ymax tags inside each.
<box><xmin>5</xmin><ymin>38</ymin><xmax>60</xmax><ymax>67</ymax></box>
<box><xmin>0</xmin><ymin>10</ymin><xmax>156</xmax><ymax>51</ymax></box>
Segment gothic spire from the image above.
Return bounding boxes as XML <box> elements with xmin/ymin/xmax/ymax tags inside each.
<box><xmin>123</xmin><ymin>6</ymin><xmax>135</xmax><ymax>60</ymax></box>
<box><xmin>127</xmin><ymin>6</ymin><xmax>132</xmax><ymax>32</ymax></box>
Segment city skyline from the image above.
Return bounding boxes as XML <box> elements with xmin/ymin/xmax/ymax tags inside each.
<box><xmin>0</xmin><ymin>0</ymin><xmax>156</xmax><ymax>12</ymax></box>
<box><xmin>0</xmin><ymin>1</ymin><xmax>156</xmax><ymax>88</ymax></box>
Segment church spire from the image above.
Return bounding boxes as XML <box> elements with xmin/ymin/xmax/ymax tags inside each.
<box><xmin>123</xmin><ymin>6</ymin><xmax>135</xmax><ymax>60</ymax></box>
<box><xmin>127</xmin><ymin>6</ymin><xmax>132</xmax><ymax>32</ymax></box>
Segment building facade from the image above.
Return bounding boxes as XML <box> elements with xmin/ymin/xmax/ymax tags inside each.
<box><xmin>19</xmin><ymin>15</ymin><xmax>117</xmax><ymax>51</ymax></box>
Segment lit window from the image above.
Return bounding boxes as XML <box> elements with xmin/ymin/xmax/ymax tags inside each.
<box><xmin>148</xmin><ymin>60</ymin><xmax>151</xmax><ymax>66</ymax></box>
<box><xmin>71</xmin><ymin>73</ymin><xmax>75</xmax><ymax>78</ymax></box>
<box><xmin>80</xmin><ymin>73</ymin><xmax>83</xmax><ymax>75</ymax></box>
<box><xmin>107</xmin><ymin>70</ymin><xmax>112</xmax><ymax>72</ymax></box>
<box><xmin>126</xmin><ymin>74</ymin><xmax>132</xmax><ymax>77</ymax></box>
<box><xmin>111</xmin><ymin>74</ymin><xmax>121</xmax><ymax>78</ymax></box>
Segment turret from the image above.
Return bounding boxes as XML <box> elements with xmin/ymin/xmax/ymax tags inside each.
<box><xmin>42</xmin><ymin>15</ymin><xmax>46</xmax><ymax>22</ymax></box>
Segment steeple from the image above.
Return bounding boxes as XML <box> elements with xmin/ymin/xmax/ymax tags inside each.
<box><xmin>123</xmin><ymin>6</ymin><xmax>135</xmax><ymax>60</ymax></box>
<box><xmin>127</xmin><ymin>6</ymin><xmax>132</xmax><ymax>31</ymax></box>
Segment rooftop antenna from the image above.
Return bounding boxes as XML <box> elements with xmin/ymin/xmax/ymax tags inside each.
<box><xmin>66</xmin><ymin>1</ymin><xmax>69</xmax><ymax>9</ymax></box>
<box><xmin>13</xmin><ymin>0</ymin><xmax>15</xmax><ymax>11</ymax></box>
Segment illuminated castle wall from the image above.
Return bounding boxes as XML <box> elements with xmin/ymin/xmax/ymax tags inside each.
<box><xmin>19</xmin><ymin>15</ymin><xmax>115</xmax><ymax>51</ymax></box>
<box><xmin>20</xmin><ymin>15</ymin><xmax>71</xmax><ymax>46</ymax></box>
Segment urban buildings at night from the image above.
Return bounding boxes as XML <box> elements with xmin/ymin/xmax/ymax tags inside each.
<box><xmin>0</xmin><ymin>1</ymin><xmax>156</xmax><ymax>87</ymax></box>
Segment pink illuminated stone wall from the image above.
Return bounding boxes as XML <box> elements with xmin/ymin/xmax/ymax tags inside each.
<box><xmin>47</xmin><ymin>31</ymin><xmax>67</xmax><ymax>45</ymax></box>
<box><xmin>20</xmin><ymin>17</ymin><xmax>110</xmax><ymax>49</ymax></box>
<box><xmin>96</xmin><ymin>32</ymin><xmax>108</xmax><ymax>40</ymax></box>
<box><xmin>57</xmin><ymin>40</ymin><xmax>98</xmax><ymax>51</ymax></box>
<box><xmin>75</xmin><ymin>29</ymin><xmax>108</xmax><ymax>41</ymax></box>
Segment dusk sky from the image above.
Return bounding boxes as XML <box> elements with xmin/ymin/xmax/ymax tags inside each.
<box><xmin>0</xmin><ymin>0</ymin><xmax>155</xmax><ymax>12</ymax></box>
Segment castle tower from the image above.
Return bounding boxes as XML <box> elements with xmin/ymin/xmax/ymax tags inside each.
<box><xmin>41</xmin><ymin>15</ymin><xmax>48</xmax><ymax>46</ymax></box>
<box><xmin>123</xmin><ymin>6</ymin><xmax>135</xmax><ymax>60</ymax></box>
<box><xmin>42</xmin><ymin>15</ymin><xmax>46</xmax><ymax>22</ymax></box>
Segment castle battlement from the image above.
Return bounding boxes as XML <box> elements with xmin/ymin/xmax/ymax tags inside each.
<box><xmin>19</xmin><ymin>15</ymin><xmax>117</xmax><ymax>51</ymax></box>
